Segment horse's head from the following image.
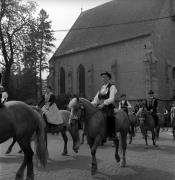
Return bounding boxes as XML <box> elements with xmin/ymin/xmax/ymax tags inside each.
<box><xmin>68</xmin><ymin>97</ymin><xmax>85</xmax><ymax>126</ymax></box>
<box><xmin>136</xmin><ymin>107</ymin><xmax>147</xmax><ymax>127</ymax></box>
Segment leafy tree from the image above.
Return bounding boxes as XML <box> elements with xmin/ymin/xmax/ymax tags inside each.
<box><xmin>0</xmin><ymin>0</ymin><xmax>36</xmax><ymax>94</ymax></box>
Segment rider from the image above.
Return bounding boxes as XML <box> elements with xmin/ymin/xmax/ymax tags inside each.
<box><xmin>145</xmin><ymin>90</ymin><xmax>158</xmax><ymax>127</ymax></box>
<box><xmin>38</xmin><ymin>86</ymin><xmax>63</xmax><ymax>126</ymax></box>
<box><xmin>1</xmin><ymin>86</ymin><xmax>8</xmax><ymax>103</ymax></box>
<box><xmin>91</xmin><ymin>71</ymin><xmax>118</xmax><ymax>139</ymax></box>
<box><xmin>118</xmin><ymin>94</ymin><xmax>132</xmax><ymax>115</ymax></box>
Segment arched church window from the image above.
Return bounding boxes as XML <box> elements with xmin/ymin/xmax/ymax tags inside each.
<box><xmin>77</xmin><ymin>64</ymin><xmax>85</xmax><ymax>97</ymax></box>
<box><xmin>60</xmin><ymin>67</ymin><xmax>65</xmax><ymax>95</ymax></box>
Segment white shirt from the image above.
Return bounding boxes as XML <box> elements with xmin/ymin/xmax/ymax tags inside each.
<box><xmin>91</xmin><ymin>83</ymin><xmax>117</xmax><ymax>106</ymax></box>
<box><xmin>1</xmin><ymin>91</ymin><xmax>8</xmax><ymax>103</ymax></box>
<box><xmin>118</xmin><ymin>100</ymin><xmax>132</xmax><ymax>110</ymax></box>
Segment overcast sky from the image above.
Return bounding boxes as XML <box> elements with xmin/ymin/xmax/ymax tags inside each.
<box><xmin>34</xmin><ymin>0</ymin><xmax>111</xmax><ymax>48</ymax></box>
<box><xmin>33</xmin><ymin>0</ymin><xmax>112</xmax><ymax>78</ymax></box>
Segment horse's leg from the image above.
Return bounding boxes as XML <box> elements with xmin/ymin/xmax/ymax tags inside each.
<box><xmin>129</xmin><ymin>128</ymin><xmax>133</xmax><ymax>144</ymax></box>
<box><xmin>87</xmin><ymin>135</ymin><xmax>101</xmax><ymax>175</ymax></box>
<box><xmin>113</xmin><ymin>135</ymin><xmax>120</xmax><ymax>162</ymax></box>
<box><xmin>61</xmin><ymin>126</ymin><xmax>68</xmax><ymax>156</ymax></box>
<box><xmin>152</xmin><ymin>129</ymin><xmax>157</xmax><ymax>146</ymax></box>
<box><xmin>16</xmin><ymin>140</ymin><xmax>34</xmax><ymax>180</ymax></box>
<box><xmin>173</xmin><ymin>127</ymin><xmax>175</xmax><ymax>140</ymax></box>
<box><xmin>81</xmin><ymin>130</ymin><xmax>85</xmax><ymax>144</ymax></box>
<box><xmin>120</xmin><ymin>131</ymin><xmax>127</xmax><ymax>167</ymax></box>
<box><xmin>144</xmin><ymin>130</ymin><xmax>148</xmax><ymax>148</ymax></box>
<box><xmin>68</xmin><ymin>123</ymin><xmax>80</xmax><ymax>153</ymax></box>
<box><xmin>5</xmin><ymin>138</ymin><xmax>16</xmax><ymax>154</ymax></box>
<box><xmin>156</xmin><ymin>126</ymin><xmax>160</xmax><ymax>140</ymax></box>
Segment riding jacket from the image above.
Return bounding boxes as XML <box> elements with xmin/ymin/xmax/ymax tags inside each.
<box><xmin>145</xmin><ymin>97</ymin><xmax>158</xmax><ymax>113</ymax></box>
<box><xmin>118</xmin><ymin>100</ymin><xmax>132</xmax><ymax>114</ymax></box>
<box><xmin>91</xmin><ymin>83</ymin><xmax>117</xmax><ymax>107</ymax></box>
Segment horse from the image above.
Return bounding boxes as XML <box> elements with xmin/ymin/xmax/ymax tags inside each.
<box><xmin>0</xmin><ymin>101</ymin><xmax>48</xmax><ymax>180</ymax></box>
<box><xmin>170</xmin><ymin>107</ymin><xmax>175</xmax><ymax>140</ymax></box>
<box><xmin>136</xmin><ymin>107</ymin><xmax>158</xmax><ymax>148</ymax></box>
<box><xmin>128</xmin><ymin>111</ymin><xmax>139</xmax><ymax>144</ymax></box>
<box><xmin>68</xmin><ymin>97</ymin><xmax>130</xmax><ymax>175</ymax></box>
<box><xmin>5</xmin><ymin>107</ymin><xmax>80</xmax><ymax>156</ymax></box>
<box><xmin>156</xmin><ymin>112</ymin><xmax>166</xmax><ymax>139</ymax></box>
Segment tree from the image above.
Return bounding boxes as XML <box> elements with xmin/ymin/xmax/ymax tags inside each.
<box><xmin>0</xmin><ymin>0</ymin><xmax>36</xmax><ymax>94</ymax></box>
<box><xmin>36</xmin><ymin>9</ymin><xmax>55</xmax><ymax>97</ymax></box>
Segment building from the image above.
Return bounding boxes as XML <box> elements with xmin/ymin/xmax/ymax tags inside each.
<box><xmin>49</xmin><ymin>0</ymin><xmax>175</xmax><ymax>103</ymax></box>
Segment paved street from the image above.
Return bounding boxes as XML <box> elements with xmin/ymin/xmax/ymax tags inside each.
<box><xmin>0</xmin><ymin>129</ymin><xmax>175</xmax><ymax>180</ymax></box>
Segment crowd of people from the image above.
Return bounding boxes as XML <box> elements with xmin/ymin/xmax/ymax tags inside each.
<box><xmin>0</xmin><ymin>67</ymin><xmax>174</xmax><ymax>132</ymax></box>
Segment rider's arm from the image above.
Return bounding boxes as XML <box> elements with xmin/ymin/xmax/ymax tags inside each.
<box><xmin>103</xmin><ymin>85</ymin><xmax>117</xmax><ymax>105</ymax></box>
<box><xmin>118</xmin><ymin>102</ymin><xmax>121</xmax><ymax>109</ymax></box>
<box><xmin>127</xmin><ymin>101</ymin><xmax>132</xmax><ymax>108</ymax></box>
<box><xmin>91</xmin><ymin>92</ymin><xmax>100</xmax><ymax>106</ymax></box>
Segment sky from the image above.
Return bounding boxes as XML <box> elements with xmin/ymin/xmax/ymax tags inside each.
<box><xmin>33</xmin><ymin>0</ymin><xmax>112</xmax><ymax>78</ymax></box>
<box><xmin>34</xmin><ymin>0</ymin><xmax>111</xmax><ymax>49</ymax></box>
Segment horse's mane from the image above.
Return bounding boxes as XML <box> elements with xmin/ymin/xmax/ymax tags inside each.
<box><xmin>68</xmin><ymin>97</ymin><xmax>91</xmax><ymax>108</ymax></box>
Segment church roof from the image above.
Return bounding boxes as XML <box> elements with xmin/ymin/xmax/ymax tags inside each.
<box><xmin>52</xmin><ymin>0</ymin><xmax>165</xmax><ymax>58</ymax></box>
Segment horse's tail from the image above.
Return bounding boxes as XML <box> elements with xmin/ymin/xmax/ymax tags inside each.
<box><xmin>34</xmin><ymin>112</ymin><xmax>48</xmax><ymax>167</ymax></box>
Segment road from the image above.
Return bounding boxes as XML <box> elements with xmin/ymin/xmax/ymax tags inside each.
<box><xmin>0</xmin><ymin>129</ymin><xmax>175</xmax><ymax>180</ymax></box>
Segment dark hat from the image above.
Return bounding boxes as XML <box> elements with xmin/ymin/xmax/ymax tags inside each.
<box><xmin>100</xmin><ymin>71</ymin><xmax>112</xmax><ymax>79</ymax></box>
<box><xmin>148</xmin><ymin>90</ymin><xmax>154</xmax><ymax>94</ymax></box>
<box><xmin>121</xmin><ymin>94</ymin><xmax>126</xmax><ymax>98</ymax></box>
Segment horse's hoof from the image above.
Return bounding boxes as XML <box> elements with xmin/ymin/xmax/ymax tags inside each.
<box><xmin>129</xmin><ymin>140</ymin><xmax>132</xmax><ymax>144</ymax></box>
<box><xmin>15</xmin><ymin>174</ymin><xmax>24</xmax><ymax>180</ymax></box>
<box><xmin>5</xmin><ymin>149</ymin><xmax>11</xmax><ymax>154</ymax></box>
<box><xmin>120</xmin><ymin>160</ymin><xmax>126</xmax><ymax>167</ymax></box>
<box><xmin>18</xmin><ymin>150</ymin><xmax>23</xmax><ymax>154</ymax></box>
<box><xmin>25</xmin><ymin>177</ymin><xmax>33</xmax><ymax>180</ymax></box>
<box><xmin>115</xmin><ymin>154</ymin><xmax>120</xmax><ymax>162</ymax></box>
<box><xmin>154</xmin><ymin>144</ymin><xmax>159</xmax><ymax>147</ymax></box>
<box><xmin>144</xmin><ymin>146</ymin><xmax>148</xmax><ymax>149</ymax></box>
<box><xmin>62</xmin><ymin>151</ymin><xmax>68</xmax><ymax>156</ymax></box>
<box><xmin>73</xmin><ymin>149</ymin><xmax>78</xmax><ymax>153</ymax></box>
<box><xmin>91</xmin><ymin>167</ymin><xmax>97</xmax><ymax>175</ymax></box>
<box><xmin>80</xmin><ymin>141</ymin><xmax>84</xmax><ymax>144</ymax></box>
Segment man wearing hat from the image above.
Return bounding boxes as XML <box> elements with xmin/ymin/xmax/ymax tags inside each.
<box><xmin>145</xmin><ymin>90</ymin><xmax>158</xmax><ymax>127</ymax></box>
<box><xmin>118</xmin><ymin>94</ymin><xmax>132</xmax><ymax>115</ymax></box>
<box><xmin>91</xmin><ymin>71</ymin><xmax>117</xmax><ymax>139</ymax></box>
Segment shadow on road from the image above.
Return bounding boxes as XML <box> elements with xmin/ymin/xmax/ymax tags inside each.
<box><xmin>37</xmin><ymin>155</ymin><xmax>96</xmax><ymax>172</ymax></box>
<box><xmin>110</xmin><ymin>165</ymin><xmax>175</xmax><ymax>180</ymax></box>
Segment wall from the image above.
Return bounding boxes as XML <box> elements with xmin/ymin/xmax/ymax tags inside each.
<box><xmin>53</xmin><ymin>35</ymin><xmax>149</xmax><ymax>101</ymax></box>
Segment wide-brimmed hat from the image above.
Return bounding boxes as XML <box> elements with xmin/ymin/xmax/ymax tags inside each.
<box><xmin>100</xmin><ymin>71</ymin><xmax>112</xmax><ymax>79</ymax></box>
<box><xmin>148</xmin><ymin>90</ymin><xmax>154</xmax><ymax>94</ymax></box>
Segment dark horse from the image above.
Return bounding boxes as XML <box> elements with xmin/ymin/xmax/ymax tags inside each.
<box><xmin>5</xmin><ymin>108</ymin><xmax>80</xmax><ymax>156</ymax></box>
<box><xmin>128</xmin><ymin>111</ymin><xmax>139</xmax><ymax>144</ymax></box>
<box><xmin>0</xmin><ymin>101</ymin><xmax>48</xmax><ymax>180</ymax></box>
<box><xmin>136</xmin><ymin>107</ymin><xmax>158</xmax><ymax>148</ymax></box>
<box><xmin>68</xmin><ymin>97</ymin><xmax>130</xmax><ymax>175</ymax></box>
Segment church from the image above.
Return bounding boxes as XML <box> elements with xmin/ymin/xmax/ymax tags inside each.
<box><xmin>49</xmin><ymin>0</ymin><xmax>175</xmax><ymax>105</ymax></box>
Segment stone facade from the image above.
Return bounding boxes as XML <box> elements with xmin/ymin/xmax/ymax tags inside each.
<box><xmin>49</xmin><ymin>0</ymin><xmax>175</xmax><ymax>103</ymax></box>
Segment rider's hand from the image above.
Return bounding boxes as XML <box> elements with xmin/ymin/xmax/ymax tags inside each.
<box><xmin>98</xmin><ymin>104</ymin><xmax>105</xmax><ymax>109</ymax></box>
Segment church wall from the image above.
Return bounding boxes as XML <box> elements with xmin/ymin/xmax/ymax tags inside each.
<box><xmin>152</xmin><ymin>0</ymin><xmax>175</xmax><ymax>100</ymax></box>
<box><xmin>53</xmin><ymin>35</ymin><xmax>149</xmax><ymax>101</ymax></box>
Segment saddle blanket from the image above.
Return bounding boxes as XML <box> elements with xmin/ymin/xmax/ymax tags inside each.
<box><xmin>42</xmin><ymin>103</ymin><xmax>63</xmax><ymax>125</ymax></box>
